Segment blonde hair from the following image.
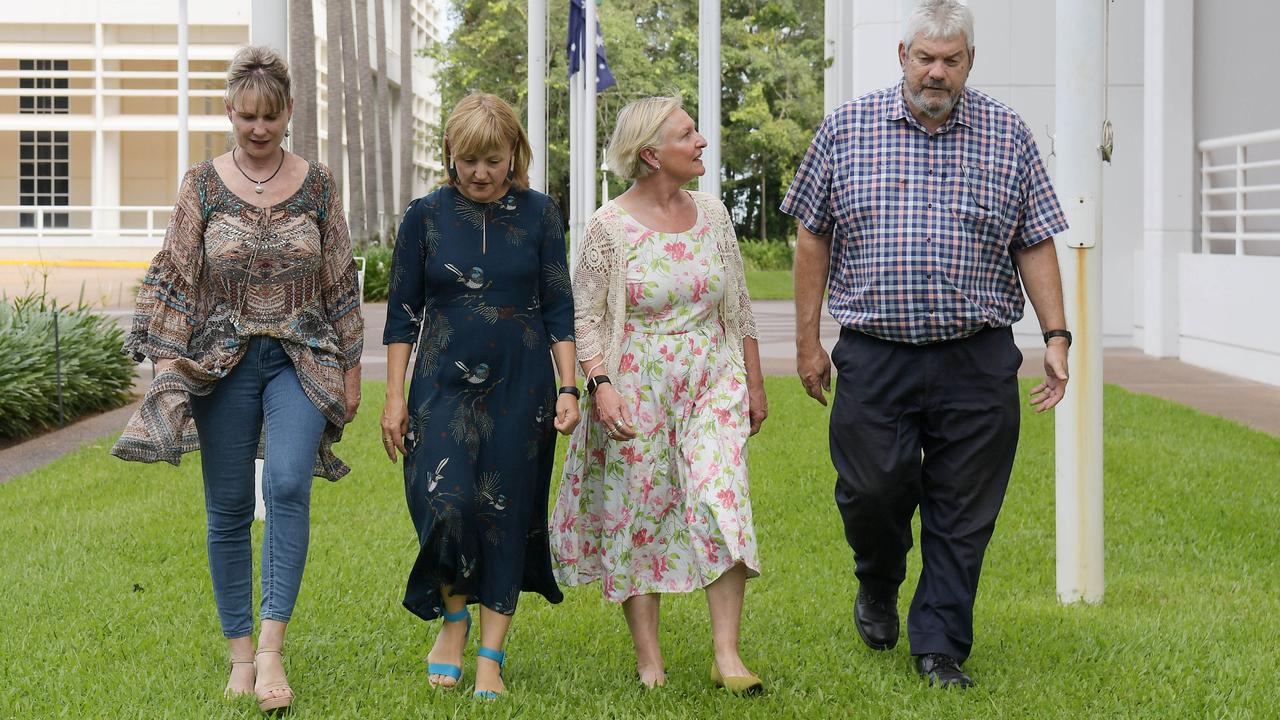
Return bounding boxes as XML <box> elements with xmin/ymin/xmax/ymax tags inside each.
<box><xmin>443</xmin><ymin>93</ymin><xmax>532</xmax><ymax>189</ymax></box>
<box><xmin>224</xmin><ymin>45</ymin><xmax>291</xmax><ymax>113</ymax></box>
<box><xmin>606</xmin><ymin>95</ymin><xmax>684</xmax><ymax>181</ymax></box>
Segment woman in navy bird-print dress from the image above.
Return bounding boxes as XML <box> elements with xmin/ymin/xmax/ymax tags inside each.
<box><xmin>381</xmin><ymin>94</ymin><xmax>580</xmax><ymax>699</ymax></box>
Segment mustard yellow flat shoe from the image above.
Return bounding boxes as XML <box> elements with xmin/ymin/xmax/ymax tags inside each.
<box><xmin>710</xmin><ymin>662</ymin><xmax>764</xmax><ymax>695</ymax></box>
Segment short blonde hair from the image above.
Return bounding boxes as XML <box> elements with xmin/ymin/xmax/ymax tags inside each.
<box><xmin>606</xmin><ymin>95</ymin><xmax>684</xmax><ymax>181</ymax></box>
<box><xmin>443</xmin><ymin>93</ymin><xmax>532</xmax><ymax>189</ymax></box>
<box><xmin>224</xmin><ymin>46</ymin><xmax>291</xmax><ymax>114</ymax></box>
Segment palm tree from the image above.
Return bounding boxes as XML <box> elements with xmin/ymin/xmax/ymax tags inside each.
<box><xmin>398</xmin><ymin>0</ymin><xmax>415</xmax><ymax>210</ymax></box>
<box><xmin>373</xmin><ymin>0</ymin><xmax>396</xmax><ymax>237</ymax></box>
<box><xmin>287</xmin><ymin>0</ymin><xmax>318</xmax><ymax>161</ymax></box>
<box><xmin>353</xmin><ymin>0</ymin><xmax>379</xmax><ymax>237</ymax></box>
<box><xmin>325</xmin><ymin>0</ymin><xmax>343</xmax><ymax>194</ymax></box>
<box><xmin>338</xmin><ymin>0</ymin><xmax>368</xmax><ymax>240</ymax></box>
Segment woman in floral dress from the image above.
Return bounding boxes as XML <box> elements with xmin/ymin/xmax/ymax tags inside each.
<box><xmin>551</xmin><ymin>96</ymin><xmax>768</xmax><ymax>693</ymax></box>
<box><xmin>381</xmin><ymin>93</ymin><xmax>580</xmax><ymax>699</ymax></box>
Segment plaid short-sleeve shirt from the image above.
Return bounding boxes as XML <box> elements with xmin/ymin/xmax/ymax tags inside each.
<box><xmin>780</xmin><ymin>82</ymin><xmax>1068</xmax><ymax>344</ymax></box>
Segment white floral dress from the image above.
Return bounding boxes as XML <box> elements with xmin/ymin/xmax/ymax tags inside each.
<box><xmin>552</xmin><ymin>205</ymin><xmax>760</xmax><ymax>602</ymax></box>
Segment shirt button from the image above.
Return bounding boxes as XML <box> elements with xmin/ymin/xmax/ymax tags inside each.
<box><xmin>928</xmin><ymin>169</ymin><xmax>934</xmax><ymax>175</ymax></box>
<box><xmin>926</xmin><ymin>237</ymin><xmax>932</xmax><ymax>243</ymax></box>
<box><xmin>926</xmin><ymin>273</ymin><xmax>932</xmax><ymax>279</ymax></box>
<box><xmin>927</xmin><ymin>203</ymin><xmax>933</xmax><ymax>209</ymax></box>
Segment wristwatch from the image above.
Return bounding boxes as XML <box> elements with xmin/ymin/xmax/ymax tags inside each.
<box><xmin>1043</xmin><ymin>329</ymin><xmax>1072</xmax><ymax>347</ymax></box>
<box><xmin>585</xmin><ymin>375</ymin><xmax>612</xmax><ymax>395</ymax></box>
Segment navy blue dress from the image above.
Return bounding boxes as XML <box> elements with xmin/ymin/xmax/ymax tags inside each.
<box><xmin>384</xmin><ymin>186</ymin><xmax>574</xmax><ymax>620</ymax></box>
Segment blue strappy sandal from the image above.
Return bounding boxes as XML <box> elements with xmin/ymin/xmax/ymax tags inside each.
<box><xmin>426</xmin><ymin>607</ymin><xmax>472</xmax><ymax>690</ymax></box>
<box><xmin>473</xmin><ymin>646</ymin><xmax>506</xmax><ymax>700</ymax></box>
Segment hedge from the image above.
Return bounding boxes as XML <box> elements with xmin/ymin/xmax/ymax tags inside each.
<box><xmin>0</xmin><ymin>293</ymin><xmax>135</xmax><ymax>440</ymax></box>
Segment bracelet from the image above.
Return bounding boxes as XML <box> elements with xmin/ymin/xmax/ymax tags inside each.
<box><xmin>558</xmin><ymin>385</ymin><xmax>580</xmax><ymax>398</ymax></box>
<box><xmin>583</xmin><ymin>361</ymin><xmax>604</xmax><ymax>379</ymax></box>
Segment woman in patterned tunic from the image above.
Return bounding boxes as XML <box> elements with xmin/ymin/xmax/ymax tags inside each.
<box><xmin>551</xmin><ymin>96</ymin><xmax>769</xmax><ymax>693</ymax></box>
<box><xmin>110</xmin><ymin>47</ymin><xmax>363</xmax><ymax>713</ymax></box>
<box><xmin>380</xmin><ymin>93</ymin><xmax>579</xmax><ymax>699</ymax></box>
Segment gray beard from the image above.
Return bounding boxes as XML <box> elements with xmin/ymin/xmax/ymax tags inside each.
<box><xmin>906</xmin><ymin>83</ymin><xmax>960</xmax><ymax>120</ymax></box>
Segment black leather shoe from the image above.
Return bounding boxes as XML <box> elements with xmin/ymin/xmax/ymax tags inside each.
<box><xmin>915</xmin><ymin>653</ymin><xmax>975</xmax><ymax>688</ymax></box>
<box><xmin>853</xmin><ymin>587</ymin><xmax>899</xmax><ymax>650</ymax></box>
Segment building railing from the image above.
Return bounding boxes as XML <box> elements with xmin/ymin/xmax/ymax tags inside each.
<box><xmin>0</xmin><ymin>206</ymin><xmax>171</xmax><ymax>240</ymax></box>
<box><xmin>1199</xmin><ymin>128</ymin><xmax>1280</xmax><ymax>255</ymax></box>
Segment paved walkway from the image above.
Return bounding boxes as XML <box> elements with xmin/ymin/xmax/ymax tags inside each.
<box><xmin>2</xmin><ymin>268</ymin><xmax>1277</xmax><ymax>482</ymax></box>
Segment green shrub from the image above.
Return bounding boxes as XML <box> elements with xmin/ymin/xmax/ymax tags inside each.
<box><xmin>0</xmin><ymin>293</ymin><xmax>135</xmax><ymax>440</ymax></box>
<box><xmin>353</xmin><ymin>243</ymin><xmax>394</xmax><ymax>302</ymax></box>
<box><xmin>739</xmin><ymin>238</ymin><xmax>794</xmax><ymax>271</ymax></box>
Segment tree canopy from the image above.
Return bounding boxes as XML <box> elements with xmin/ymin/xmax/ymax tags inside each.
<box><xmin>428</xmin><ymin>0</ymin><xmax>825</xmax><ymax>242</ymax></box>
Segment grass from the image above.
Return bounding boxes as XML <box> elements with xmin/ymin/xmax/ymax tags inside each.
<box><xmin>745</xmin><ymin>270</ymin><xmax>793</xmax><ymax>300</ymax></box>
<box><xmin>2</xmin><ymin>378</ymin><xmax>1278</xmax><ymax>718</ymax></box>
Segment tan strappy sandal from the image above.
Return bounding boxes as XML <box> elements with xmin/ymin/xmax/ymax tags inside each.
<box><xmin>254</xmin><ymin>648</ymin><xmax>294</xmax><ymax>713</ymax></box>
<box><xmin>224</xmin><ymin>655</ymin><xmax>256</xmax><ymax>698</ymax></box>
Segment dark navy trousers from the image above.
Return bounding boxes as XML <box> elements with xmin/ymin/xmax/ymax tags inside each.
<box><xmin>830</xmin><ymin>325</ymin><xmax>1022</xmax><ymax>662</ymax></box>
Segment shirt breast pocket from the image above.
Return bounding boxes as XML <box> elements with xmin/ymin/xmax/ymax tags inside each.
<box><xmin>949</xmin><ymin>163</ymin><xmax>1015</xmax><ymax>246</ymax></box>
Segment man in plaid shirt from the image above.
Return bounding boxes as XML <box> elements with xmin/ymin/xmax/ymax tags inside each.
<box><xmin>780</xmin><ymin>0</ymin><xmax>1070</xmax><ymax>689</ymax></box>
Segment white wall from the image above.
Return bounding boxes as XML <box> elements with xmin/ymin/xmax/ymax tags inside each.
<box><xmin>1178</xmin><ymin>255</ymin><xmax>1280</xmax><ymax>386</ymax></box>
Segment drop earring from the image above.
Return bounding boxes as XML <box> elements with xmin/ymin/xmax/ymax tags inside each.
<box><xmin>448</xmin><ymin>163</ymin><xmax>459</xmax><ymax>183</ymax></box>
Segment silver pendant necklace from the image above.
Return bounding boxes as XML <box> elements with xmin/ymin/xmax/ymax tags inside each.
<box><xmin>232</xmin><ymin>146</ymin><xmax>286</xmax><ymax>194</ymax></box>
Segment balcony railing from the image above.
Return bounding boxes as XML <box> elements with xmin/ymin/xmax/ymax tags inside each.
<box><xmin>0</xmin><ymin>205</ymin><xmax>171</xmax><ymax>242</ymax></box>
<box><xmin>1199</xmin><ymin>128</ymin><xmax>1280</xmax><ymax>255</ymax></box>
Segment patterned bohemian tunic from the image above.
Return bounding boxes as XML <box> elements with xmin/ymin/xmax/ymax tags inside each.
<box><xmin>384</xmin><ymin>186</ymin><xmax>574</xmax><ymax>620</ymax></box>
<box><xmin>111</xmin><ymin>160</ymin><xmax>364</xmax><ymax>479</ymax></box>
<box><xmin>552</xmin><ymin>194</ymin><xmax>760</xmax><ymax>602</ymax></box>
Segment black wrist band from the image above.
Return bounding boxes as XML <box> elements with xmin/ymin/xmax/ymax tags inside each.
<box><xmin>1043</xmin><ymin>329</ymin><xmax>1072</xmax><ymax>346</ymax></box>
<box><xmin>558</xmin><ymin>385</ymin><xmax>580</xmax><ymax>398</ymax></box>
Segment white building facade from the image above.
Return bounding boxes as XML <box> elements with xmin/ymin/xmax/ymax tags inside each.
<box><xmin>0</xmin><ymin>0</ymin><xmax>443</xmax><ymax>245</ymax></box>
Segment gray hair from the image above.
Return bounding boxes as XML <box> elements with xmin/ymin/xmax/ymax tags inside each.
<box><xmin>902</xmin><ymin>0</ymin><xmax>975</xmax><ymax>53</ymax></box>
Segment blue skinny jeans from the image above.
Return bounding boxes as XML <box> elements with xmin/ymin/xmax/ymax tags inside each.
<box><xmin>189</xmin><ymin>336</ymin><xmax>327</xmax><ymax>638</ymax></box>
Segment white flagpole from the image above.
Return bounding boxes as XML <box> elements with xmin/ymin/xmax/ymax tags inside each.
<box><xmin>528</xmin><ymin>0</ymin><xmax>547</xmax><ymax>193</ymax></box>
<box><xmin>584</xmin><ymin>0</ymin><xmax>598</xmax><ymax>218</ymax></box>
<box><xmin>698</xmin><ymin>0</ymin><xmax>721</xmax><ymax>196</ymax></box>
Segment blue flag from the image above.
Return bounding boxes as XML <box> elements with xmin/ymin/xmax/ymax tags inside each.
<box><xmin>567</xmin><ymin>0</ymin><xmax>617</xmax><ymax>92</ymax></box>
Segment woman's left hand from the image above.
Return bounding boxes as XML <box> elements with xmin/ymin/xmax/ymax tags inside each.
<box><xmin>748</xmin><ymin>382</ymin><xmax>768</xmax><ymax>437</ymax></box>
<box><xmin>343</xmin><ymin>364</ymin><xmax>362</xmax><ymax>424</ymax></box>
<box><xmin>553</xmin><ymin>392</ymin><xmax>580</xmax><ymax>435</ymax></box>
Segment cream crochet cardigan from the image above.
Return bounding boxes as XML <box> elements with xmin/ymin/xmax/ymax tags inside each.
<box><xmin>573</xmin><ymin>190</ymin><xmax>759</xmax><ymax>376</ymax></box>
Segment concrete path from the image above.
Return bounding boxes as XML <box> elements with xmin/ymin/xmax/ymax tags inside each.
<box><xmin>2</xmin><ymin>279</ymin><xmax>1277</xmax><ymax>484</ymax></box>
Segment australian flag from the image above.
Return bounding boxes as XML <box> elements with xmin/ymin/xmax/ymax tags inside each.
<box><xmin>567</xmin><ymin>0</ymin><xmax>617</xmax><ymax>92</ymax></box>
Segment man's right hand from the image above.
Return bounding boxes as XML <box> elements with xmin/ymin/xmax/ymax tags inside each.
<box><xmin>797</xmin><ymin>341</ymin><xmax>832</xmax><ymax>406</ymax></box>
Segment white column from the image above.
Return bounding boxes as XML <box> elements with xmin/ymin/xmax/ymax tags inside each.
<box><xmin>527</xmin><ymin>0</ymin><xmax>547</xmax><ymax>193</ymax></box>
<box><xmin>251</xmin><ymin>0</ymin><xmax>289</xmax><ymax>54</ymax></box>
<box><xmin>92</xmin><ymin>20</ymin><xmax>104</xmax><ymax>236</ymax></box>
<box><xmin>177</xmin><ymin>0</ymin><xmax>189</xmax><ymax>181</ymax></box>
<box><xmin>1142</xmin><ymin>0</ymin><xmax>1193</xmax><ymax>357</ymax></box>
<box><xmin>824</xmin><ymin>0</ymin><xmax>856</xmax><ymax>113</ymax></box>
<box><xmin>1053</xmin><ymin>0</ymin><xmax>1106</xmax><ymax>605</ymax></box>
<box><xmin>569</xmin><ymin>69</ymin><xmax>582</xmax><ymax>269</ymax></box>
<box><xmin>250</xmin><ymin>0</ymin><xmax>289</xmax><ymax>522</ymax></box>
<box><xmin>698</xmin><ymin>0</ymin><xmax>721</xmax><ymax>196</ymax></box>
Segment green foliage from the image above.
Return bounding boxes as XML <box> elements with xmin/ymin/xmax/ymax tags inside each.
<box><xmin>353</xmin><ymin>243</ymin><xmax>394</xmax><ymax>302</ymax></box>
<box><xmin>738</xmin><ymin>238</ymin><xmax>794</xmax><ymax>271</ymax></box>
<box><xmin>0</xmin><ymin>293</ymin><xmax>134</xmax><ymax>440</ymax></box>
<box><xmin>429</xmin><ymin>0</ymin><xmax>824</xmax><ymax>241</ymax></box>
<box><xmin>2</xmin><ymin>380</ymin><xmax>1279</xmax><ymax>716</ymax></box>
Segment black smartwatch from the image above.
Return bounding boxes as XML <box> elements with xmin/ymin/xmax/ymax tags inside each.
<box><xmin>558</xmin><ymin>385</ymin><xmax>580</xmax><ymax>399</ymax></box>
<box><xmin>1043</xmin><ymin>329</ymin><xmax>1072</xmax><ymax>347</ymax></box>
<box><xmin>585</xmin><ymin>375</ymin><xmax>612</xmax><ymax>395</ymax></box>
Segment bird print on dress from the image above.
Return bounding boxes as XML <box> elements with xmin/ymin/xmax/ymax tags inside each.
<box><xmin>444</xmin><ymin>263</ymin><xmax>489</xmax><ymax>290</ymax></box>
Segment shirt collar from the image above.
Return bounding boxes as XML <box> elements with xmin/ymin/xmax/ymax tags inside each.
<box><xmin>887</xmin><ymin>81</ymin><xmax>980</xmax><ymax>135</ymax></box>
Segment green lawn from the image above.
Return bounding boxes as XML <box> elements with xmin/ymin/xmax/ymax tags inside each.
<box><xmin>2</xmin><ymin>379</ymin><xmax>1278</xmax><ymax>718</ymax></box>
<box><xmin>745</xmin><ymin>270</ymin><xmax>793</xmax><ymax>300</ymax></box>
